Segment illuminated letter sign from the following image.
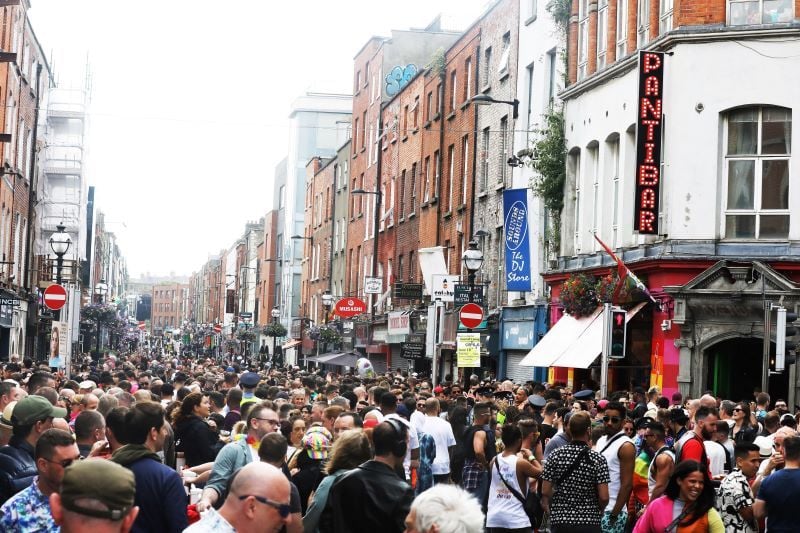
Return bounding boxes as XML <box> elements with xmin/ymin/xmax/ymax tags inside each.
<box><xmin>634</xmin><ymin>51</ymin><xmax>664</xmax><ymax>235</ymax></box>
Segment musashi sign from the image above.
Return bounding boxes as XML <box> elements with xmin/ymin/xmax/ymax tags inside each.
<box><xmin>634</xmin><ymin>51</ymin><xmax>664</xmax><ymax>235</ymax></box>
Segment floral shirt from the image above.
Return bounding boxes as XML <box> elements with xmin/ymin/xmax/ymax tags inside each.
<box><xmin>0</xmin><ymin>477</ymin><xmax>59</xmax><ymax>532</ymax></box>
<box><xmin>717</xmin><ymin>468</ymin><xmax>757</xmax><ymax>533</ymax></box>
<box><xmin>541</xmin><ymin>442</ymin><xmax>610</xmax><ymax>526</ymax></box>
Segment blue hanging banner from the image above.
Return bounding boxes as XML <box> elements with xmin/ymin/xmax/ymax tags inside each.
<box><xmin>503</xmin><ymin>189</ymin><xmax>532</xmax><ymax>292</ymax></box>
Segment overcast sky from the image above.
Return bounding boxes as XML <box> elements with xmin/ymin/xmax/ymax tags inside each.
<box><xmin>29</xmin><ymin>1</ymin><xmax>489</xmax><ymax>279</ymax></box>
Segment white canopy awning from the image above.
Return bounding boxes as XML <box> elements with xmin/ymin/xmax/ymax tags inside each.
<box><xmin>519</xmin><ymin>307</ymin><xmax>602</xmax><ymax>367</ymax></box>
<box><xmin>551</xmin><ymin>302</ymin><xmax>647</xmax><ymax>368</ymax></box>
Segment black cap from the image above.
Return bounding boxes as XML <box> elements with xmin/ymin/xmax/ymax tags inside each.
<box><xmin>239</xmin><ymin>372</ymin><xmax>260</xmax><ymax>388</ymax></box>
<box><xmin>475</xmin><ymin>387</ymin><xmax>494</xmax><ymax>398</ymax></box>
<box><xmin>494</xmin><ymin>391</ymin><xmax>514</xmax><ymax>403</ymax></box>
<box><xmin>573</xmin><ymin>389</ymin><xmax>594</xmax><ymax>400</ymax></box>
<box><xmin>527</xmin><ymin>394</ymin><xmax>546</xmax><ymax>408</ymax></box>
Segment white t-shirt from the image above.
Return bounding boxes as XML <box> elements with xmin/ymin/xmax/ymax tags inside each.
<box><xmin>704</xmin><ymin>441</ymin><xmax>727</xmax><ymax>477</ymax></box>
<box><xmin>385</xmin><ymin>414</ymin><xmax>419</xmax><ymax>480</ymax></box>
<box><xmin>422</xmin><ymin>415</ymin><xmax>456</xmax><ymax>475</ymax></box>
<box><xmin>410</xmin><ymin>410</ymin><xmax>426</xmax><ymax>434</ymax></box>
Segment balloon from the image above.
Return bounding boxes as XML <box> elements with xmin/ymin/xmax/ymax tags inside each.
<box><xmin>356</xmin><ymin>357</ymin><xmax>375</xmax><ymax>379</ymax></box>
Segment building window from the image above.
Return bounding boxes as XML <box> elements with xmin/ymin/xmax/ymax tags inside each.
<box><xmin>525</xmin><ymin>64</ymin><xmax>535</xmax><ymax>131</ymax></box>
<box><xmin>402</xmin><ymin>105</ymin><xmax>409</xmax><ymax>136</ymax></box>
<box><xmin>597</xmin><ymin>0</ymin><xmax>608</xmax><ymax>70</ymax></box>
<box><xmin>423</xmin><ymin>156</ymin><xmax>431</xmax><ymax>203</ymax></box>
<box><xmin>607</xmin><ymin>136</ymin><xmax>621</xmax><ymax>248</ymax></box>
<box><xmin>499</xmin><ymin>32</ymin><xmax>511</xmax><ymax>78</ymax></box>
<box><xmin>353</xmin><ymin>117</ymin><xmax>359</xmax><ymax>148</ymax></box>
<box><xmin>616</xmin><ymin>0</ymin><xmax>628</xmax><ymax>58</ymax></box>
<box><xmin>433</xmin><ymin>150</ymin><xmax>441</xmax><ymax>199</ymax></box>
<box><xmin>397</xmin><ymin>254</ymin><xmax>404</xmax><ymax>281</ymax></box>
<box><xmin>638</xmin><ymin>0</ymin><xmax>651</xmax><ymax>47</ymax></box>
<box><xmin>729</xmin><ymin>0</ymin><xmax>793</xmax><ymax>25</ymax></box>
<box><xmin>546</xmin><ymin>49</ymin><xmax>557</xmax><ymax>106</ymax></box>
<box><xmin>482</xmin><ymin>47</ymin><xmax>492</xmax><ymax>88</ymax></box>
<box><xmin>499</xmin><ymin>116</ymin><xmax>509</xmax><ymax>184</ymax></box>
<box><xmin>361</xmin><ymin>111</ymin><xmax>367</xmax><ymax>149</ymax></box>
<box><xmin>480</xmin><ymin>127</ymin><xmax>490</xmax><ymax>191</ymax></box>
<box><xmin>578</xmin><ymin>0</ymin><xmax>589</xmax><ymax>80</ymax></box>
<box><xmin>527</xmin><ymin>0</ymin><xmax>538</xmax><ymax>20</ymax></box>
<box><xmin>413</xmin><ymin>97</ymin><xmax>419</xmax><ymax>129</ymax></box>
<box><xmin>447</xmin><ymin>145</ymin><xmax>455</xmax><ymax>212</ymax></box>
<box><xmin>410</xmin><ymin>162</ymin><xmax>417</xmax><ymax>214</ymax></box>
<box><xmin>464</xmin><ymin>57</ymin><xmax>472</xmax><ymax>101</ymax></box>
<box><xmin>426</xmin><ymin>91</ymin><xmax>433</xmax><ymax>121</ymax></box>
<box><xmin>400</xmin><ymin>169</ymin><xmax>406</xmax><ymax>218</ymax></box>
<box><xmin>569</xmin><ymin>150</ymin><xmax>582</xmax><ymax>254</ymax></box>
<box><xmin>450</xmin><ymin>70</ymin><xmax>457</xmax><ymax>112</ymax></box>
<box><xmin>461</xmin><ymin>135</ymin><xmax>469</xmax><ymax>206</ymax></box>
<box><xmin>587</xmin><ymin>144</ymin><xmax>599</xmax><ymax>250</ymax></box>
<box><xmin>724</xmin><ymin>106</ymin><xmax>791</xmax><ymax>239</ymax></box>
<box><xmin>355</xmin><ymin>70</ymin><xmax>361</xmax><ymax>92</ymax></box>
<box><xmin>437</xmin><ymin>84</ymin><xmax>443</xmax><ymax>114</ymax></box>
<box><xmin>409</xmin><ymin>250</ymin><xmax>416</xmax><ymax>281</ymax></box>
<box><xmin>660</xmin><ymin>0</ymin><xmax>674</xmax><ymax>33</ymax></box>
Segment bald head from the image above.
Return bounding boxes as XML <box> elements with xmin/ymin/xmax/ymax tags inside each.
<box><xmin>699</xmin><ymin>394</ymin><xmax>717</xmax><ymax>409</ymax></box>
<box><xmin>231</xmin><ymin>461</ymin><xmax>289</xmax><ymax>497</ymax></box>
<box><xmin>424</xmin><ymin>397</ymin><xmax>440</xmax><ymax>415</ymax></box>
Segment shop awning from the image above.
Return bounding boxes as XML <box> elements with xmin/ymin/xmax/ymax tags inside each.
<box><xmin>551</xmin><ymin>302</ymin><xmax>647</xmax><ymax>369</ymax></box>
<box><xmin>519</xmin><ymin>307</ymin><xmax>602</xmax><ymax>367</ymax></box>
<box><xmin>305</xmin><ymin>351</ymin><xmax>360</xmax><ymax>367</ymax></box>
<box><xmin>282</xmin><ymin>339</ymin><xmax>301</xmax><ymax>350</ymax></box>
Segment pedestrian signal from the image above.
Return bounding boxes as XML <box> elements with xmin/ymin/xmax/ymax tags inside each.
<box><xmin>609</xmin><ymin>309</ymin><xmax>627</xmax><ymax>359</ymax></box>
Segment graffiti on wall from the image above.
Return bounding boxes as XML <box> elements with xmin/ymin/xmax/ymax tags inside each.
<box><xmin>385</xmin><ymin>64</ymin><xmax>418</xmax><ymax>97</ymax></box>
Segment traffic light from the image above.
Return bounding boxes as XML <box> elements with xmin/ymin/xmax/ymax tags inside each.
<box><xmin>774</xmin><ymin>307</ymin><xmax>798</xmax><ymax>372</ymax></box>
<box><xmin>609</xmin><ymin>309</ymin><xmax>627</xmax><ymax>359</ymax></box>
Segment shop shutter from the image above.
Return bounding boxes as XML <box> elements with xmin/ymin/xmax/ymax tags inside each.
<box><xmin>506</xmin><ymin>351</ymin><xmax>535</xmax><ymax>384</ymax></box>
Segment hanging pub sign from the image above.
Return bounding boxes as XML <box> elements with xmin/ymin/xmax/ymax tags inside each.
<box><xmin>634</xmin><ymin>50</ymin><xmax>665</xmax><ymax>235</ymax></box>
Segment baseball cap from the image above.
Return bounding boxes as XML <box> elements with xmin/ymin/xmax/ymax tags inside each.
<box><xmin>753</xmin><ymin>435</ymin><xmax>773</xmax><ymax>458</ymax></box>
<box><xmin>60</xmin><ymin>459</ymin><xmax>135</xmax><ymax>520</ymax></box>
<box><xmin>78</xmin><ymin>380</ymin><xmax>96</xmax><ymax>390</ymax></box>
<box><xmin>11</xmin><ymin>395</ymin><xmax>67</xmax><ymax>426</ymax></box>
<box><xmin>0</xmin><ymin>401</ymin><xmax>16</xmax><ymax>426</ymax></box>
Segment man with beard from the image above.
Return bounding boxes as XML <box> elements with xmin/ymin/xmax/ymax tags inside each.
<box><xmin>677</xmin><ymin>405</ymin><xmax>718</xmax><ymax>478</ymax></box>
<box><xmin>594</xmin><ymin>401</ymin><xmax>635</xmax><ymax>532</ymax></box>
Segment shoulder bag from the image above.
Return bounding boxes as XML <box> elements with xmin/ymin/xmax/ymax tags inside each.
<box><xmin>494</xmin><ymin>457</ymin><xmax>544</xmax><ymax>528</ymax></box>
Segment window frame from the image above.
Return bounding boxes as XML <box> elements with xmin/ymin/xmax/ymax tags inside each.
<box><xmin>723</xmin><ymin>106</ymin><xmax>791</xmax><ymax>240</ymax></box>
<box><xmin>727</xmin><ymin>0</ymin><xmax>794</xmax><ymax>26</ymax></box>
<box><xmin>597</xmin><ymin>0</ymin><xmax>609</xmax><ymax>69</ymax></box>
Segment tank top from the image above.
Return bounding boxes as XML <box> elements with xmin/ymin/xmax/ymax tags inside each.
<box><xmin>597</xmin><ymin>431</ymin><xmax>634</xmax><ymax>512</ymax></box>
<box><xmin>485</xmin><ymin>454</ymin><xmax>531</xmax><ymax>529</ymax></box>
<box><xmin>647</xmin><ymin>446</ymin><xmax>675</xmax><ymax>499</ymax></box>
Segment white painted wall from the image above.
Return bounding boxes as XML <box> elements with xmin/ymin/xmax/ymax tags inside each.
<box><xmin>513</xmin><ymin>0</ymin><xmax>563</xmax><ymax>299</ymax></box>
<box><xmin>562</xmin><ymin>37</ymin><xmax>800</xmax><ymax>254</ymax></box>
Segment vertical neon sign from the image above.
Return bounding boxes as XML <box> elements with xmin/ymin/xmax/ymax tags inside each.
<box><xmin>634</xmin><ymin>51</ymin><xmax>664</xmax><ymax>235</ymax></box>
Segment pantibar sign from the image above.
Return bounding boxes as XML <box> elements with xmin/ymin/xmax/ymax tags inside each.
<box><xmin>334</xmin><ymin>297</ymin><xmax>367</xmax><ymax>318</ymax></box>
<box><xmin>634</xmin><ymin>51</ymin><xmax>665</xmax><ymax>235</ymax></box>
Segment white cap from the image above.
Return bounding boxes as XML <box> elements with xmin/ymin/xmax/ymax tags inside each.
<box><xmin>79</xmin><ymin>380</ymin><xmax>97</xmax><ymax>390</ymax></box>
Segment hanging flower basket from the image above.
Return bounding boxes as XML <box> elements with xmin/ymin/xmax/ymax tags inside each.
<box><xmin>224</xmin><ymin>339</ymin><xmax>239</xmax><ymax>350</ymax></box>
<box><xmin>319</xmin><ymin>325</ymin><xmax>341</xmax><ymax>344</ymax></box>
<box><xmin>595</xmin><ymin>271</ymin><xmax>620</xmax><ymax>303</ymax></box>
<box><xmin>264</xmin><ymin>322</ymin><xmax>287</xmax><ymax>338</ymax></box>
<box><xmin>236</xmin><ymin>330</ymin><xmax>256</xmax><ymax>343</ymax></box>
<box><xmin>560</xmin><ymin>273</ymin><xmax>599</xmax><ymax>317</ymax></box>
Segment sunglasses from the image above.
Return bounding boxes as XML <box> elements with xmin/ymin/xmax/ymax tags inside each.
<box><xmin>603</xmin><ymin>416</ymin><xmax>621</xmax><ymax>423</ymax></box>
<box><xmin>733</xmin><ymin>408</ymin><xmax>743</xmax><ymax>412</ymax></box>
<box><xmin>44</xmin><ymin>456</ymin><xmax>83</xmax><ymax>468</ymax></box>
<box><xmin>238</xmin><ymin>495</ymin><xmax>291</xmax><ymax>518</ymax></box>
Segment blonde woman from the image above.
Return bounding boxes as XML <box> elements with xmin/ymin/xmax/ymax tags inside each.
<box><xmin>303</xmin><ymin>429</ymin><xmax>372</xmax><ymax>532</ymax></box>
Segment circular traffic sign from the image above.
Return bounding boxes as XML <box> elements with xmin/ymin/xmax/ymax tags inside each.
<box><xmin>459</xmin><ymin>303</ymin><xmax>484</xmax><ymax>329</ymax></box>
<box><xmin>43</xmin><ymin>284</ymin><xmax>67</xmax><ymax>311</ymax></box>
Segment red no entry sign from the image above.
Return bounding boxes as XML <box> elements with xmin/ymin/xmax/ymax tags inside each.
<box><xmin>459</xmin><ymin>303</ymin><xmax>484</xmax><ymax>329</ymax></box>
<box><xmin>213</xmin><ymin>324</ymin><xmax>222</xmax><ymax>333</ymax></box>
<box><xmin>43</xmin><ymin>284</ymin><xmax>67</xmax><ymax>311</ymax></box>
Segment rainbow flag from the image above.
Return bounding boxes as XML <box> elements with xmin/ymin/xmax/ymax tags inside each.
<box><xmin>593</xmin><ymin>234</ymin><xmax>657</xmax><ymax>305</ymax></box>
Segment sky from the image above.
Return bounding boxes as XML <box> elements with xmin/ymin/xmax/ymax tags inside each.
<box><xmin>29</xmin><ymin>0</ymin><xmax>490</xmax><ymax>279</ymax></box>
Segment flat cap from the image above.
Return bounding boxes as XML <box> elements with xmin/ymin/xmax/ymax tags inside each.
<box><xmin>527</xmin><ymin>394</ymin><xmax>546</xmax><ymax>408</ymax></box>
<box><xmin>573</xmin><ymin>389</ymin><xmax>595</xmax><ymax>400</ymax></box>
<box><xmin>239</xmin><ymin>371</ymin><xmax>261</xmax><ymax>388</ymax></box>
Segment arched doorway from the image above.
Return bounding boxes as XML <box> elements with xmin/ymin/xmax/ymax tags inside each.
<box><xmin>706</xmin><ymin>338</ymin><xmax>788</xmax><ymax>401</ymax></box>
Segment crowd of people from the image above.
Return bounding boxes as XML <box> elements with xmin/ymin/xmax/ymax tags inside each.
<box><xmin>0</xmin><ymin>351</ymin><xmax>796</xmax><ymax>532</ymax></box>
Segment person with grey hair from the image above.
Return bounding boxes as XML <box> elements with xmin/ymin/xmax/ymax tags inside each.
<box><xmin>97</xmin><ymin>394</ymin><xmax>119</xmax><ymax>417</ymax></box>
<box><xmin>403</xmin><ymin>484</ymin><xmax>484</xmax><ymax>533</ymax></box>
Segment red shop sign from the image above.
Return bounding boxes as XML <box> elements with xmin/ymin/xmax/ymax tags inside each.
<box><xmin>334</xmin><ymin>297</ymin><xmax>367</xmax><ymax>318</ymax></box>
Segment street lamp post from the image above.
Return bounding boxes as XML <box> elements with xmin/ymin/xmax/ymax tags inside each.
<box><xmin>351</xmin><ymin>188</ymin><xmax>383</xmax><ymax>319</ymax></box>
<box><xmin>462</xmin><ymin>241</ymin><xmax>484</xmax><ymax>387</ymax></box>
<box><xmin>94</xmin><ymin>279</ymin><xmax>108</xmax><ymax>359</ymax></box>
<box><xmin>470</xmin><ymin>94</ymin><xmax>519</xmax><ymax>119</ymax></box>
<box><xmin>270</xmin><ymin>306</ymin><xmax>281</xmax><ymax>367</ymax></box>
<box><xmin>322</xmin><ymin>290</ymin><xmax>334</xmax><ymax>325</ymax></box>
<box><xmin>49</xmin><ymin>223</ymin><xmax>72</xmax><ymax>285</ymax></box>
